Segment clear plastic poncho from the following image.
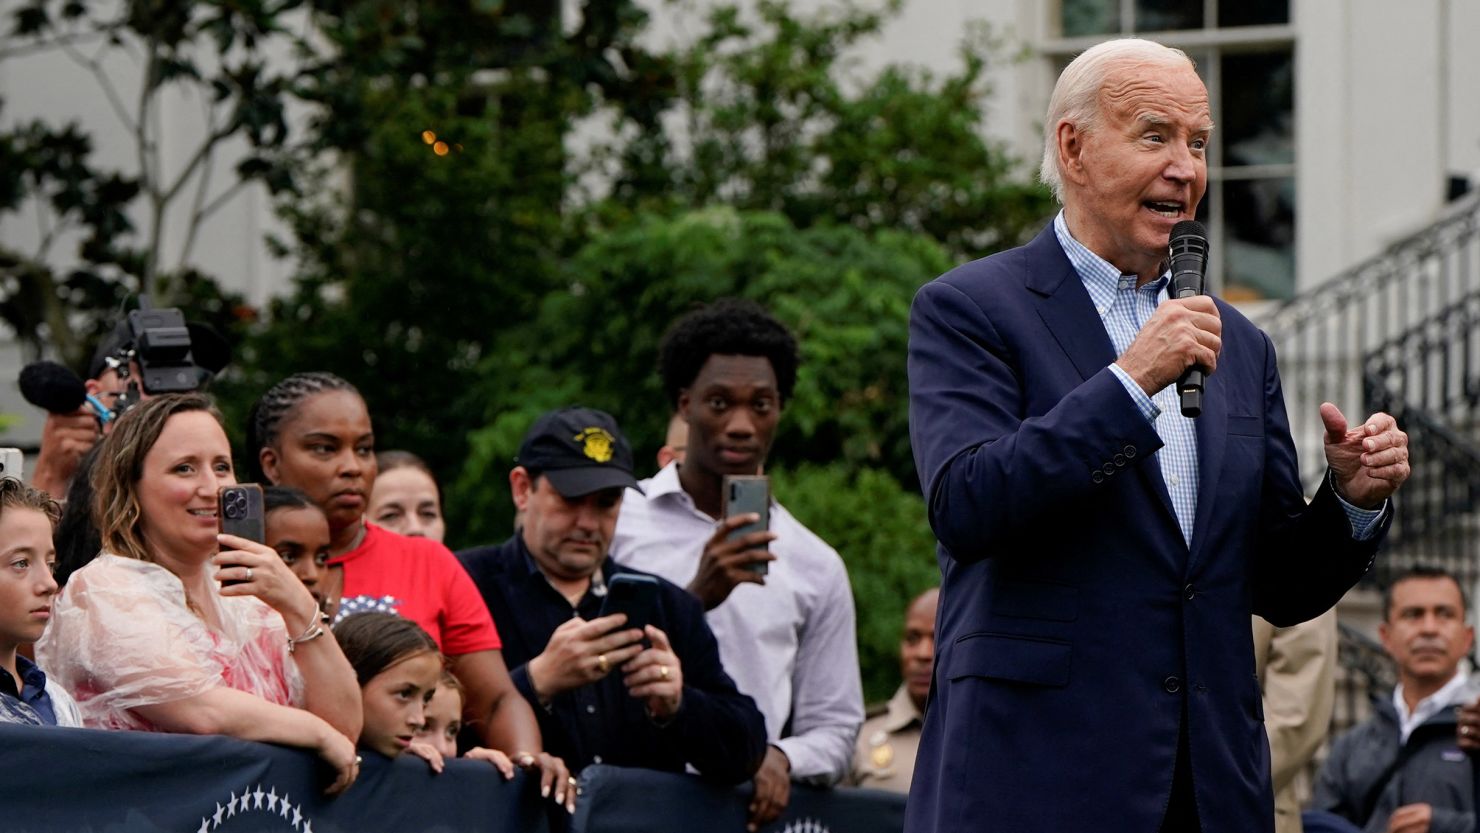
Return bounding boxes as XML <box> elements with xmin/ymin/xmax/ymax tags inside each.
<box><xmin>36</xmin><ymin>554</ymin><xmax>305</xmax><ymax>731</ymax></box>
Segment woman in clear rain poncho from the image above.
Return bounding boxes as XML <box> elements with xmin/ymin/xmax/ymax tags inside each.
<box><xmin>37</xmin><ymin>393</ymin><xmax>364</xmax><ymax>795</ymax></box>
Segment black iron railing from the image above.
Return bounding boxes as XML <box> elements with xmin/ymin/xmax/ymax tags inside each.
<box><xmin>1362</xmin><ymin>289</ymin><xmax>1480</xmax><ymax>587</ymax></box>
<box><xmin>1332</xmin><ymin>622</ymin><xmax>1394</xmax><ymax>738</ymax></box>
<box><xmin>1258</xmin><ymin>193</ymin><xmax>1480</xmax><ymax>491</ymax></box>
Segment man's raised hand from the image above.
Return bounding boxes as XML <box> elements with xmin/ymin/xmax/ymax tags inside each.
<box><xmin>1321</xmin><ymin>402</ymin><xmax>1410</xmax><ymax>509</ymax></box>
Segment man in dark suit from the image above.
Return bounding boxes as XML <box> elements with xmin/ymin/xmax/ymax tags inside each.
<box><xmin>904</xmin><ymin>38</ymin><xmax>1410</xmax><ymax>833</ymax></box>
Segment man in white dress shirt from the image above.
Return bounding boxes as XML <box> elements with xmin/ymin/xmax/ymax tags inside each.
<box><xmin>1310</xmin><ymin>566</ymin><xmax>1477</xmax><ymax>833</ymax></box>
<box><xmin>610</xmin><ymin>299</ymin><xmax>864</xmax><ymax>832</ymax></box>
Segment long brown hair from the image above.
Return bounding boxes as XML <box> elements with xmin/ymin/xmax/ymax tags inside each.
<box><xmin>333</xmin><ymin>612</ymin><xmax>440</xmax><ymax>686</ymax></box>
<box><xmin>91</xmin><ymin>393</ymin><xmax>227</xmax><ymax>563</ymax></box>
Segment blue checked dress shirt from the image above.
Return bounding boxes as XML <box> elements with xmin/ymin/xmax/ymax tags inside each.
<box><xmin>1052</xmin><ymin>212</ymin><xmax>1383</xmax><ymax>546</ymax></box>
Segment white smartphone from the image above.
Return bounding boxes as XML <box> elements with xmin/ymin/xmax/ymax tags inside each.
<box><xmin>0</xmin><ymin>448</ymin><xmax>22</xmax><ymax>482</ymax></box>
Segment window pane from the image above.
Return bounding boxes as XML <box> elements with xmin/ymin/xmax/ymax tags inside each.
<box><xmin>1135</xmin><ymin>0</ymin><xmax>1203</xmax><ymax>32</ymax></box>
<box><xmin>1219</xmin><ymin>0</ymin><xmax>1289</xmax><ymax>28</ymax></box>
<box><xmin>1224</xmin><ymin>178</ymin><xmax>1296</xmax><ymax>301</ymax></box>
<box><xmin>1062</xmin><ymin>0</ymin><xmax>1119</xmax><ymax>37</ymax></box>
<box><xmin>1219</xmin><ymin>50</ymin><xmax>1295</xmax><ymax>167</ymax></box>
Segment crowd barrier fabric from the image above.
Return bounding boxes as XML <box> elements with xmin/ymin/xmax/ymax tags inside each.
<box><xmin>4</xmin><ymin>723</ymin><xmax>549</xmax><ymax>833</ymax></box>
<box><xmin>571</xmin><ymin>764</ymin><xmax>908</xmax><ymax>833</ymax></box>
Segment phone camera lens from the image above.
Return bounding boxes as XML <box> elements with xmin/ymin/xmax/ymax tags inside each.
<box><xmin>224</xmin><ymin>491</ymin><xmax>246</xmax><ymax>519</ymax></box>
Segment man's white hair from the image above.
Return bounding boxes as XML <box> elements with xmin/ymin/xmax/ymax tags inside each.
<box><xmin>1039</xmin><ymin>39</ymin><xmax>1196</xmax><ymax>203</ymax></box>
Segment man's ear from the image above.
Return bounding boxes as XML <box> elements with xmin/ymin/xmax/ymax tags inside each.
<box><xmin>259</xmin><ymin>446</ymin><xmax>281</xmax><ymax>484</ymax></box>
<box><xmin>676</xmin><ymin>389</ymin><xmax>692</xmax><ymax>418</ymax></box>
<box><xmin>1057</xmin><ymin>120</ymin><xmax>1088</xmax><ymax>185</ymax></box>
<box><xmin>510</xmin><ymin>467</ymin><xmax>533</xmax><ymax>511</ymax></box>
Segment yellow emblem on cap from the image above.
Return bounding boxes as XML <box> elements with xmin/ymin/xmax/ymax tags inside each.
<box><xmin>870</xmin><ymin>742</ymin><xmax>894</xmax><ymax>769</ymax></box>
<box><xmin>574</xmin><ymin>427</ymin><xmax>615</xmax><ymax>463</ymax></box>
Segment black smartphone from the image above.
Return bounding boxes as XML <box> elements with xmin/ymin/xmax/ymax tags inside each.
<box><xmin>218</xmin><ymin>484</ymin><xmax>265</xmax><ymax>586</ymax></box>
<box><xmin>722</xmin><ymin>474</ymin><xmax>770</xmax><ymax>575</ymax></box>
<box><xmin>598</xmin><ymin>573</ymin><xmax>661</xmax><ymax>634</ymax></box>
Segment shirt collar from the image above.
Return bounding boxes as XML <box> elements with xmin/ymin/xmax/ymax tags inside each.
<box><xmin>1395</xmin><ymin>668</ymin><xmax>1471</xmax><ymax>724</ymax></box>
<box><xmin>882</xmin><ymin>684</ymin><xmax>924</xmax><ymax>733</ymax></box>
<box><xmin>1052</xmin><ymin>211</ymin><xmax>1170</xmax><ymax>314</ymax></box>
<box><xmin>1</xmin><ymin>656</ymin><xmax>47</xmax><ymax>700</ymax></box>
<box><xmin>645</xmin><ymin>462</ymin><xmax>688</xmax><ymax>501</ymax></box>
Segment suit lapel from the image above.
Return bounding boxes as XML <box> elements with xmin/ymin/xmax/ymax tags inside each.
<box><xmin>1188</xmin><ymin>335</ymin><xmax>1228</xmax><ymax>568</ymax></box>
<box><xmin>1024</xmin><ymin>227</ymin><xmax>1181</xmax><ymax>538</ymax></box>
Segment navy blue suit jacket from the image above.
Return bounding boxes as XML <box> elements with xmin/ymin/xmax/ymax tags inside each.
<box><xmin>904</xmin><ymin>225</ymin><xmax>1388</xmax><ymax>833</ymax></box>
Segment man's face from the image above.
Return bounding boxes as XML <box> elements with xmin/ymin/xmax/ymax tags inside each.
<box><xmin>1058</xmin><ymin>59</ymin><xmax>1211</xmax><ymax>280</ymax></box>
<box><xmin>900</xmin><ymin>588</ymin><xmax>939</xmax><ymax>709</ymax></box>
<box><xmin>86</xmin><ymin>365</ymin><xmax>141</xmax><ymax>431</ymax></box>
<box><xmin>513</xmin><ymin>468</ymin><xmax>624</xmax><ymax>582</ymax></box>
<box><xmin>1380</xmin><ymin>576</ymin><xmax>1474</xmax><ymax>688</ymax></box>
<box><xmin>679</xmin><ymin>354</ymin><xmax>781</xmax><ymax>482</ymax></box>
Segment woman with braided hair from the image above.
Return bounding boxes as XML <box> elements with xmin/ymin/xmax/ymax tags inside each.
<box><xmin>248</xmin><ymin>373</ymin><xmax>576</xmax><ymax>809</ymax></box>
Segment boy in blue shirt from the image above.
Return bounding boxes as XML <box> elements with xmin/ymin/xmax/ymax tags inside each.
<box><xmin>0</xmin><ymin>478</ymin><xmax>80</xmax><ymax>726</ymax></box>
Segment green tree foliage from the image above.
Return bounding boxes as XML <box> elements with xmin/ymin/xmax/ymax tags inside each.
<box><xmin>599</xmin><ymin>0</ymin><xmax>1052</xmax><ymax>257</ymax></box>
<box><xmin>446</xmin><ymin>208</ymin><xmax>953</xmax><ymax>550</ymax></box>
<box><xmin>216</xmin><ymin>0</ymin><xmax>663</xmax><ymax>474</ymax></box>
<box><xmin>0</xmin><ymin>0</ymin><xmax>303</xmax><ymax>369</ymax></box>
<box><xmin>771</xmin><ymin>463</ymin><xmax>939</xmax><ymax>703</ymax></box>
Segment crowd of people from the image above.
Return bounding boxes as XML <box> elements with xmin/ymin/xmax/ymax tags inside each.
<box><xmin>4</xmin><ymin>297</ymin><xmax>937</xmax><ymax>830</ymax></box>
<box><xmin>3</xmin><ymin>31</ymin><xmax>1453</xmax><ymax>833</ymax></box>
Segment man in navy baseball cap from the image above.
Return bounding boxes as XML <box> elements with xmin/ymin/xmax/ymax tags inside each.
<box><xmin>455</xmin><ymin>407</ymin><xmax>766</xmax><ymax>782</ymax></box>
<box><xmin>514</xmin><ymin>407</ymin><xmax>643</xmax><ymax>497</ymax></box>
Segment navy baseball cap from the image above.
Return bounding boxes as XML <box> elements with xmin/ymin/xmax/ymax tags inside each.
<box><xmin>517</xmin><ymin>407</ymin><xmax>643</xmax><ymax>497</ymax></box>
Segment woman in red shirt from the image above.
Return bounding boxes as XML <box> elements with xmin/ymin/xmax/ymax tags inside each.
<box><xmin>248</xmin><ymin>373</ymin><xmax>573</xmax><ymax>810</ymax></box>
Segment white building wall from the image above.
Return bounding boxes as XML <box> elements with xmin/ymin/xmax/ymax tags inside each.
<box><xmin>1295</xmin><ymin>0</ymin><xmax>1448</xmax><ymax>285</ymax></box>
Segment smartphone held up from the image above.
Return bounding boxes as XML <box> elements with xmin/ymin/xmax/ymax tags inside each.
<box><xmin>722</xmin><ymin>475</ymin><xmax>771</xmax><ymax>576</ymax></box>
<box><xmin>598</xmin><ymin>573</ymin><xmax>661</xmax><ymax>635</ymax></box>
<box><xmin>218</xmin><ymin>484</ymin><xmax>265</xmax><ymax>586</ymax></box>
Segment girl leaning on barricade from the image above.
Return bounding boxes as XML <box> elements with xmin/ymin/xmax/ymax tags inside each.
<box><xmin>247</xmin><ymin>372</ymin><xmax>575</xmax><ymax>809</ymax></box>
<box><xmin>331</xmin><ymin>613</ymin><xmax>565</xmax><ymax>802</ymax></box>
<box><xmin>35</xmin><ymin>393</ymin><xmax>365</xmax><ymax>795</ymax></box>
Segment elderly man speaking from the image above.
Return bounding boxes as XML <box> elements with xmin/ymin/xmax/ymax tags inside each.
<box><xmin>905</xmin><ymin>39</ymin><xmax>1410</xmax><ymax>833</ymax></box>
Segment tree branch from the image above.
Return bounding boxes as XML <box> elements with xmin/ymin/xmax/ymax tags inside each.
<box><xmin>177</xmin><ymin>99</ymin><xmax>222</xmax><ymax>268</ymax></box>
<box><xmin>57</xmin><ymin>38</ymin><xmax>138</xmax><ymax>135</ymax></box>
<box><xmin>196</xmin><ymin>178</ymin><xmax>249</xmax><ymax>224</ymax></box>
<box><xmin>0</xmin><ymin>27</ymin><xmax>108</xmax><ymax>61</ymax></box>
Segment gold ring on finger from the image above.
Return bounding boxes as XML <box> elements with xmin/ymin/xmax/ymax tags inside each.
<box><xmin>659</xmin><ymin>665</ymin><xmax>670</xmax><ymax>680</ymax></box>
<box><xmin>245</xmin><ymin>567</ymin><xmax>253</xmax><ymax>581</ymax></box>
<box><xmin>597</xmin><ymin>654</ymin><xmax>609</xmax><ymax>674</ymax></box>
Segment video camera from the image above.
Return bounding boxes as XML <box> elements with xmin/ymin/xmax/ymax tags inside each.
<box><xmin>18</xmin><ymin>295</ymin><xmax>232</xmax><ymax>425</ymax></box>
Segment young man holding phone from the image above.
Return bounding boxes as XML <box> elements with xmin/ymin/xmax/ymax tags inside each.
<box><xmin>610</xmin><ymin>300</ymin><xmax>864</xmax><ymax>832</ymax></box>
<box><xmin>456</xmin><ymin>407</ymin><xmax>766</xmax><ymax>783</ymax></box>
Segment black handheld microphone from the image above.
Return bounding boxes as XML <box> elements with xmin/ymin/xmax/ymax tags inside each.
<box><xmin>18</xmin><ymin>361</ymin><xmax>114</xmax><ymax>425</ymax></box>
<box><xmin>1168</xmin><ymin>220</ymin><xmax>1210</xmax><ymax>418</ymax></box>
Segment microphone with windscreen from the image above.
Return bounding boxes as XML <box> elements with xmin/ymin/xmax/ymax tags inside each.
<box><xmin>18</xmin><ymin>362</ymin><xmax>115</xmax><ymax>426</ymax></box>
<box><xmin>1169</xmin><ymin>220</ymin><xmax>1210</xmax><ymax>418</ymax></box>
